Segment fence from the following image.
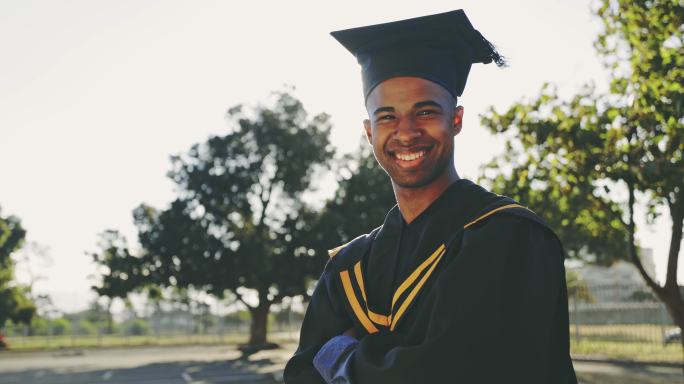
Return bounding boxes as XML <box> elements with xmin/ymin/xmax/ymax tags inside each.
<box><xmin>568</xmin><ymin>283</ymin><xmax>682</xmax><ymax>361</ymax></box>
<box><xmin>3</xmin><ymin>283</ymin><xmax>682</xmax><ymax>361</ymax></box>
<box><xmin>569</xmin><ymin>283</ymin><xmax>675</xmax><ymax>344</ymax></box>
<box><xmin>2</xmin><ymin>307</ymin><xmax>303</xmax><ymax>350</ymax></box>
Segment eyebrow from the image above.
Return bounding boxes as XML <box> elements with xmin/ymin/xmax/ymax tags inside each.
<box><xmin>414</xmin><ymin>100</ymin><xmax>443</xmax><ymax>109</ymax></box>
<box><xmin>372</xmin><ymin>100</ymin><xmax>443</xmax><ymax>115</ymax></box>
<box><xmin>373</xmin><ymin>106</ymin><xmax>395</xmax><ymax>115</ymax></box>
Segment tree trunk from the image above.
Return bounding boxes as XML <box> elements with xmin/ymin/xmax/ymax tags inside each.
<box><xmin>659</xmin><ymin>287</ymin><xmax>684</xmax><ymax>334</ymax></box>
<box><xmin>662</xmin><ymin>193</ymin><xmax>684</xmax><ymax>354</ymax></box>
<box><xmin>247</xmin><ymin>292</ymin><xmax>271</xmax><ymax>346</ymax></box>
<box><xmin>106</xmin><ymin>300</ymin><xmax>114</xmax><ymax>334</ymax></box>
<box><xmin>657</xmin><ymin>287</ymin><xmax>684</xmax><ymax>375</ymax></box>
<box><xmin>624</xmin><ymin>183</ymin><xmax>684</xmax><ymax>353</ymax></box>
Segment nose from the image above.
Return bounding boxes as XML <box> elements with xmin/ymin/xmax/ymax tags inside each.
<box><xmin>394</xmin><ymin>116</ymin><xmax>421</xmax><ymax>144</ymax></box>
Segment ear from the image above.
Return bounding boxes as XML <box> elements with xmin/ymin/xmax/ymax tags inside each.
<box><xmin>453</xmin><ymin>106</ymin><xmax>464</xmax><ymax>136</ymax></box>
<box><xmin>363</xmin><ymin>119</ymin><xmax>373</xmax><ymax>145</ymax></box>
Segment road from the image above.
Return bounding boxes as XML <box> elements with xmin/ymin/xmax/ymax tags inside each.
<box><xmin>0</xmin><ymin>344</ymin><xmax>681</xmax><ymax>383</ymax></box>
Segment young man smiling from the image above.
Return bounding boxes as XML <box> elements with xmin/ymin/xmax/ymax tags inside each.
<box><xmin>364</xmin><ymin>76</ymin><xmax>464</xmax><ymax>223</ymax></box>
<box><xmin>284</xmin><ymin>10</ymin><xmax>577</xmax><ymax>384</ymax></box>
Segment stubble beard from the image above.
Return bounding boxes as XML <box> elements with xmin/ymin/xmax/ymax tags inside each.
<box><xmin>375</xmin><ymin>146</ymin><xmax>453</xmax><ymax>189</ymax></box>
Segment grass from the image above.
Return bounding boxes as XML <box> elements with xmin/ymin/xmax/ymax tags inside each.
<box><xmin>4</xmin><ymin>325</ymin><xmax>682</xmax><ymax>364</ymax></box>
<box><xmin>570</xmin><ymin>324</ymin><xmax>672</xmax><ymax>343</ymax></box>
<box><xmin>571</xmin><ymin>340</ymin><xmax>682</xmax><ymax>363</ymax></box>
<box><xmin>2</xmin><ymin>331</ymin><xmax>299</xmax><ymax>352</ymax></box>
<box><xmin>570</xmin><ymin>324</ymin><xmax>683</xmax><ymax>363</ymax></box>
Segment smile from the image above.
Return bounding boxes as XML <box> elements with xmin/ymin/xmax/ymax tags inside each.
<box><xmin>394</xmin><ymin>150</ymin><xmax>426</xmax><ymax>161</ymax></box>
<box><xmin>389</xmin><ymin>146</ymin><xmax>433</xmax><ymax>168</ymax></box>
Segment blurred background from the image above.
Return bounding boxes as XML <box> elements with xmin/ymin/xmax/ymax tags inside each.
<box><xmin>0</xmin><ymin>0</ymin><xmax>682</xmax><ymax>383</ymax></box>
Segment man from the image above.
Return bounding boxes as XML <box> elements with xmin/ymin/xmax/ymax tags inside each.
<box><xmin>284</xmin><ymin>10</ymin><xmax>577</xmax><ymax>383</ymax></box>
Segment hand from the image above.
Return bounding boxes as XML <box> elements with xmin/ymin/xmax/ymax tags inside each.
<box><xmin>342</xmin><ymin>327</ymin><xmax>357</xmax><ymax>339</ymax></box>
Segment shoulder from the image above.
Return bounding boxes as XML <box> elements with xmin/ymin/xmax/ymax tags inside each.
<box><xmin>462</xmin><ymin>203</ymin><xmax>561</xmax><ymax>255</ymax></box>
<box><xmin>450</xmin><ymin>213</ymin><xmax>565</xmax><ymax>280</ymax></box>
<box><xmin>324</xmin><ymin>226</ymin><xmax>382</xmax><ymax>272</ymax></box>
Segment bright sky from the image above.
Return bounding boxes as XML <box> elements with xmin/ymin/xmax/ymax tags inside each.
<box><xmin>0</xmin><ymin>0</ymin><xmax>678</xmax><ymax>313</ymax></box>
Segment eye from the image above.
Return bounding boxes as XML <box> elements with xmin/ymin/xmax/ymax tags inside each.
<box><xmin>376</xmin><ymin>114</ymin><xmax>395</xmax><ymax>122</ymax></box>
<box><xmin>417</xmin><ymin>109</ymin><xmax>438</xmax><ymax>116</ymax></box>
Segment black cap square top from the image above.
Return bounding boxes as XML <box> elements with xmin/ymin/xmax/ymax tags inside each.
<box><xmin>331</xmin><ymin>10</ymin><xmax>505</xmax><ymax>100</ymax></box>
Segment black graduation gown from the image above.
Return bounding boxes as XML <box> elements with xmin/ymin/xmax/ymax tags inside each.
<box><xmin>284</xmin><ymin>179</ymin><xmax>577</xmax><ymax>383</ymax></box>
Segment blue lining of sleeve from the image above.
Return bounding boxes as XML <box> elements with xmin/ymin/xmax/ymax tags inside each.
<box><xmin>313</xmin><ymin>335</ymin><xmax>359</xmax><ymax>384</ymax></box>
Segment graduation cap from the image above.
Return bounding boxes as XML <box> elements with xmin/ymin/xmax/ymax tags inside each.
<box><xmin>331</xmin><ymin>10</ymin><xmax>506</xmax><ymax>100</ymax></box>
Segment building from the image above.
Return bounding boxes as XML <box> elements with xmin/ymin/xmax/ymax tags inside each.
<box><xmin>569</xmin><ymin>247</ymin><xmax>657</xmax><ymax>303</ymax></box>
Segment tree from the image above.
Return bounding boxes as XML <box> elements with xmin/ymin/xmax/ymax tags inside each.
<box><xmin>480</xmin><ymin>91</ymin><xmax>629</xmax><ymax>264</ymax></box>
<box><xmin>479</xmin><ymin>0</ymin><xmax>683</xmax><ymax>344</ymax></box>
<box><xmin>593</xmin><ymin>0</ymin><xmax>683</xmax><ymax>333</ymax></box>
<box><xmin>0</xmin><ymin>207</ymin><xmax>35</xmax><ymax>328</ymax></box>
<box><xmin>309</xmin><ymin>142</ymin><xmax>396</xmax><ymax>270</ymax></box>
<box><xmin>14</xmin><ymin>241</ymin><xmax>52</xmax><ymax>300</ymax></box>
<box><xmin>123</xmin><ymin>91</ymin><xmax>334</xmax><ymax>346</ymax></box>
<box><xmin>91</xmin><ymin>230</ymin><xmax>142</xmax><ymax>333</ymax></box>
<box><xmin>565</xmin><ymin>270</ymin><xmax>595</xmax><ymax>304</ymax></box>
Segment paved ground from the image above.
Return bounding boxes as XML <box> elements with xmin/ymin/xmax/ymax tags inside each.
<box><xmin>0</xmin><ymin>345</ymin><xmax>289</xmax><ymax>384</ymax></box>
<box><xmin>0</xmin><ymin>344</ymin><xmax>681</xmax><ymax>383</ymax></box>
<box><xmin>573</xmin><ymin>360</ymin><xmax>683</xmax><ymax>384</ymax></box>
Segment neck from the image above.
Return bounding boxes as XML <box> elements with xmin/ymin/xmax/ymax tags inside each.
<box><xmin>393</xmin><ymin>167</ymin><xmax>460</xmax><ymax>224</ymax></box>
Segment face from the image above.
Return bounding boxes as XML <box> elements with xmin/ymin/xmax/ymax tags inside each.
<box><xmin>364</xmin><ymin>77</ymin><xmax>463</xmax><ymax>189</ymax></box>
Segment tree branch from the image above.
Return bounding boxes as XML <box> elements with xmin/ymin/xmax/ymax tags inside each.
<box><xmin>235</xmin><ymin>292</ymin><xmax>255</xmax><ymax>310</ymax></box>
<box><xmin>665</xmin><ymin>190</ymin><xmax>684</xmax><ymax>290</ymax></box>
<box><xmin>257</xmin><ymin>164</ymin><xmax>279</xmax><ymax>229</ymax></box>
<box><xmin>625</xmin><ymin>180</ymin><xmax>663</xmax><ymax>294</ymax></box>
<box><xmin>594</xmin><ymin>192</ymin><xmax>627</xmax><ymax>228</ymax></box>
<box><xmin>272</xmin><ymin>290</ymin><xmax>289</xmax><ymax>305</ymax></box>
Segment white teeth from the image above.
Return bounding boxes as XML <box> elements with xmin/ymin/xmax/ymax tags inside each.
<box><xmin>396</xmin><ymin>151</ymin><xmax>425</xmax><ymax>161</ymax></box>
